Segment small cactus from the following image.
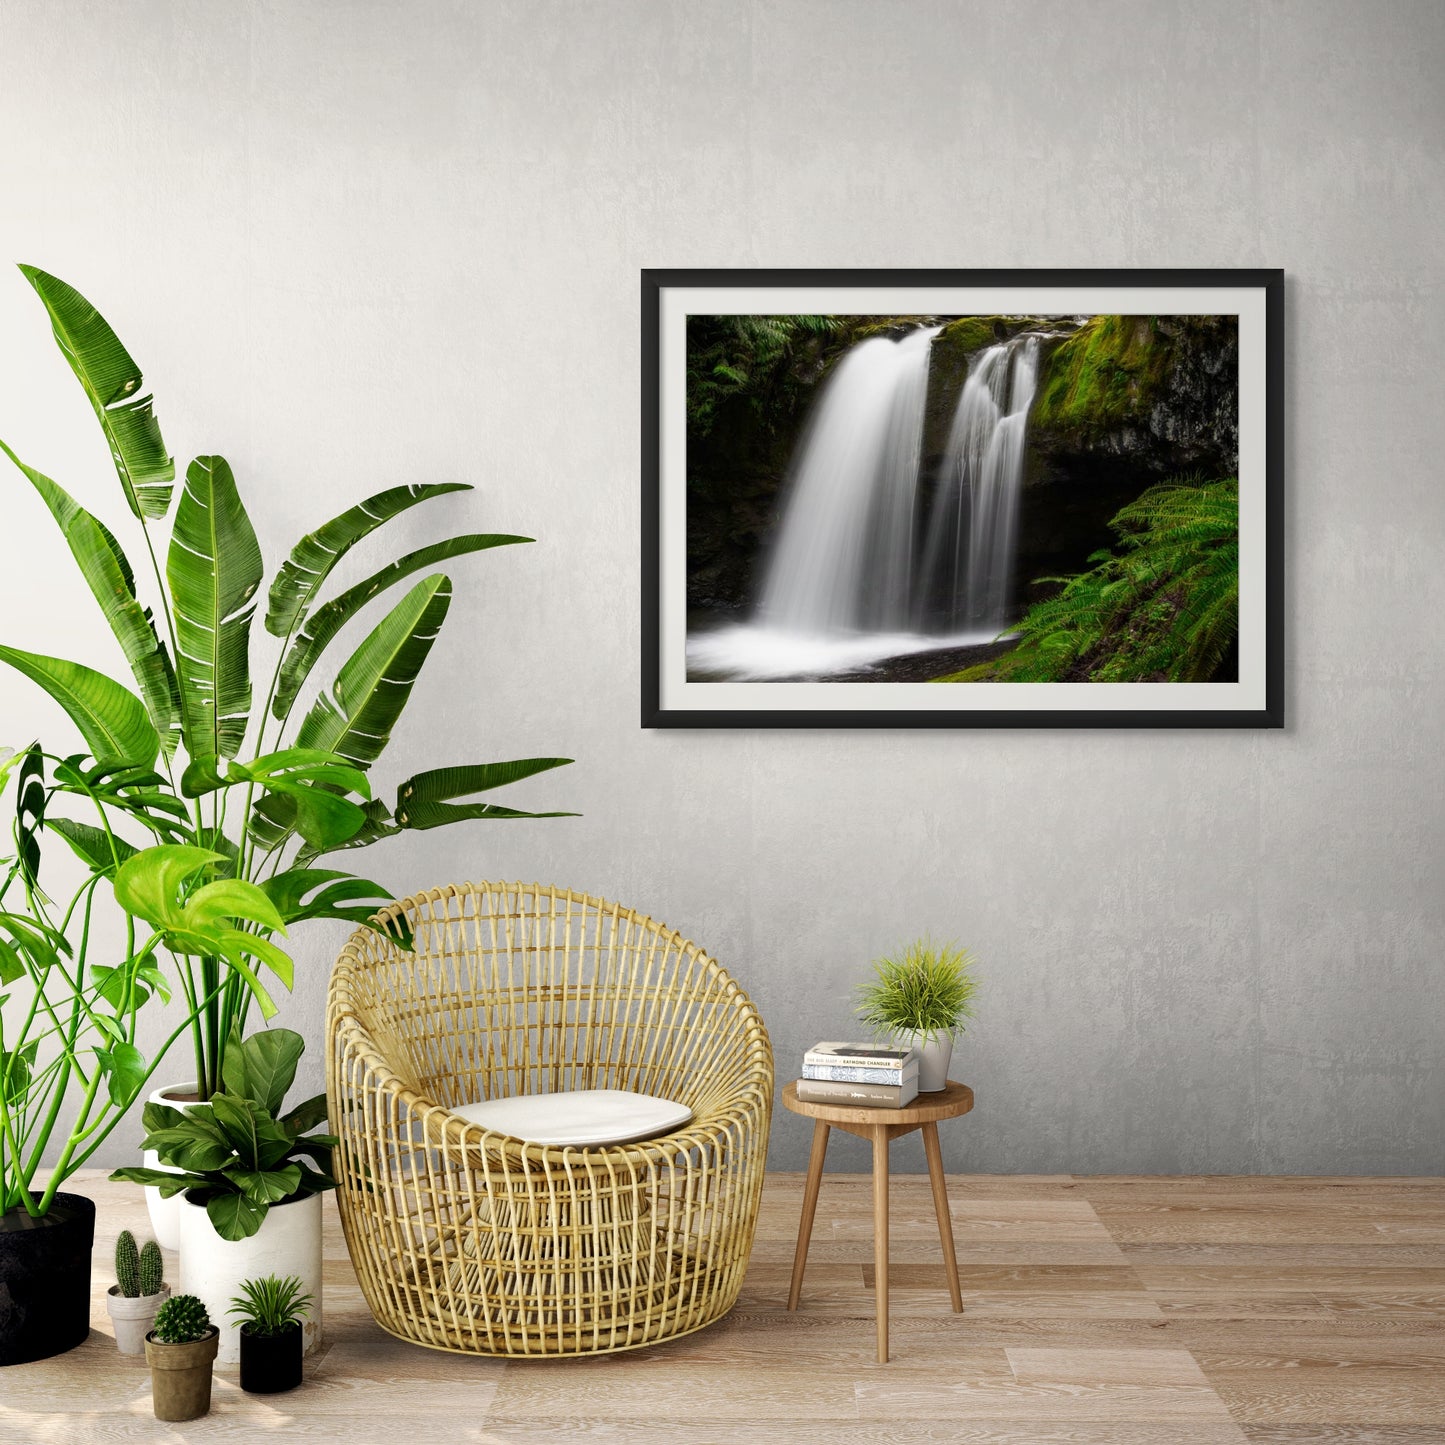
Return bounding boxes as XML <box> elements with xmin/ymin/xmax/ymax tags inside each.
<box><xmin>115</xmin><ymin>1229</ymin><xmax>141</xmax><ymax>1298</ymax></box>
<box><xmin>151</xmin><ymin>1294</ymin><xmax>211</xmax><ymax>1345</ymax></box>
<box><xmin>139</xmin><ymin>1239</ymin><xmax>164</xmax><ymax>1297</ymax></box>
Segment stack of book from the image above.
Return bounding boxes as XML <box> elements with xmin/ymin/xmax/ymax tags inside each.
<box><xmin>797</xmin><ymin>1041</ymin><xmax>920</xmax><ymax>1108</ymax></box>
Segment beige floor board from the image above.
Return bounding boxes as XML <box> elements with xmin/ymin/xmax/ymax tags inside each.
<box><xmin>856</xmin><ymin>1373</ymin><xmax>1235</xmax><ymax>1422</ymax></box>
<box><xmin>1134</xmin><ymin>1267</ymin><xmax>1445</xmax><ymax>1292</ymax></box>
<box><xmin>1121</xmin><ymin>1245</ymin><xmax>1445</xmax><ymax>1268</ymax></box>
<box><xmin>1240</xmin><ymin>1427</ymin><xmax>1445</xmax><ymax>1442</ymax></box>
<box><xmin>1208</xmin><ymin>1372</ymin><xmax>1445</xmax><ymax>1424</ymax></box>
<box><xmin>1007</xmin><ymin>1346</ymin><xmax>1212</xmax><ymax>1385</ymax></box>
<box><xmin>487</xmin><ymin>1361</ymin><xmax>860</xmax><ymax>1420</ymax></box>
<box><xmin>864</xmin><ymin>1263</ymin><xmax>1147</xmax><ymax>1291</ymax></box>
<box><xmin>474</xmin><ymin>1422</ymin><xmax>1251</xmax><ymax>1444</ymax></box>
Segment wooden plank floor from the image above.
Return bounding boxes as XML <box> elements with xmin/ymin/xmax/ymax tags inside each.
<box><xmin>2</xmin><ymin>1170</ymin><xmax>1442</xmax><ymax>1442</ymax></box>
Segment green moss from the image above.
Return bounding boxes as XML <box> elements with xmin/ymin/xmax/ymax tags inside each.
<box><xmin>1032</xmin><ymin>315</ymin><xmax>1170</xmax><ymax>433</ymax></box>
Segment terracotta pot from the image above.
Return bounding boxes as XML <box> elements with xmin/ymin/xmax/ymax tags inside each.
<box><xmin>240</xmin><ymin>1320</ymin><xmax>303</xmax><ymax>1393</ymax></box>
<box><xmin>106</xmin><ymin>1282</ymin><xmax>170</xmax><ymax>1355</ymax></box>
<box><xmin>146</xmin><ymin>1325</ymin><xmax>219</xmax><ymax>1421</ymax></box>
<box><xmin>0</xmin><ymin>1192</ymin><xmax>94</xmax><ymax>1366</ymax></box>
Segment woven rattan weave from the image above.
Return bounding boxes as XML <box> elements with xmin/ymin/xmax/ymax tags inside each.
<box><xmin>326</xmin><ymin>881</ymin><xmax>774</xmax><ymax>1357</ymax></box>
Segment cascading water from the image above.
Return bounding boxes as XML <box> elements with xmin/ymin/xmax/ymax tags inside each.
<box><xmin>686</xmin><ymin>324</ymin><xmax>1047</xmax><ymax>682</ymax></box>
<box><xmin>755</xmin><ymin>325</ymin><xmax>939</xmax><ymax>634</ymax></box>
<box><xmin>917</xmin><ymin>333</ymin><xmax>1041</xmax><ymax>631</ymax></box>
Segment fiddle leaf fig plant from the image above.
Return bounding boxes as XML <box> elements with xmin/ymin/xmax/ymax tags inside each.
<box><xmin>111</xmin><ymin>1026</ymin><xmax>336</xmax><ymax>1241</ymax></box>
<box><xmin>1</xmin><ymin>266</ymin><xmax>575</xmax><ymax>1099</ymax></box>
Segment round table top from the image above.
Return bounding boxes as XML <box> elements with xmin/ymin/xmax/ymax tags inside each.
<box><xmin>782</xmin><ymin>1078</ymin><xmax>974</xmax><ymax>1126</ymax></box>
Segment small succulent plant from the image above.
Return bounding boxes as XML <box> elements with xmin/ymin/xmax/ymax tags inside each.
<box><xmin>151</xmin><ymin>1294</ymin><xmax>212</xmax><ymax>1345</ymax></box>
<box><xmin>228</xmin><ymin>1274</ymin><xmax>315</xmax><ymax>1337</ymax></box>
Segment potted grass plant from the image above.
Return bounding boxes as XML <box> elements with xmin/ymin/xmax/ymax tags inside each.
<box><xmin>0</xmin><ymin>266</ymin><xmax>574</xmax><ymax>1247</ymax></box>
<box><xmin>145</xmin><ymin>1293</ymin><xmax>218</xmax><ymax>1421</ymax></box>
<box><xmin>111</xmin><ymin>1025</ymin><xmax>335</xmax><ymax>1363</ymax></box>
<box><xmin>856</xmin><ymin>938</ymin><xmax>980</xmax><ymax>1092</ymax></box>
<box><xmin>229</xmin><ymin>1273</ymin><xmax>314</xmax><ymax>1394</ymax></box>
<box><xmin>106</xmin><ymin>1229</ymin><xmax>169</xmax><ymax>1354</ymax></box>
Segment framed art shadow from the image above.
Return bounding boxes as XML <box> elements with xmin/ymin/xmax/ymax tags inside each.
<box><xmin>642</xmin><ymin>268</ymin><xmax>1282</xmax><ymax>729</ymax></box>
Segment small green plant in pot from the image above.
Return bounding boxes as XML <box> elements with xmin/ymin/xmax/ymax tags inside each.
<box><xmin>106</xmin><ymin>1230</ymin><xmax>169</xmax><ymax>1355</ymax></box>
<box><xmin>145</xmin><ymin>1293</ymin><xmax>217</xmax><ymax>1422</ymax></box>
<box><xmin>229</xmin><ymin>1273</ymin><xmax>314</xmax><ymax>1394</ymax></box>
<box><xmin>111</xmin><ymin>1025</ymin><xmax>335</xmax><ymax>1363</ymax></box>
<box><xmin>856</xmin><ymin>939</ymin><xmax>980</xmax><ymax>1092</ymax></box>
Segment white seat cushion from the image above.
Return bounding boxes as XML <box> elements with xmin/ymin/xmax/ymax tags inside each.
<box><xmin>449</xmin><ymin>1088</ymin><xmax>692</xmax><ymax>1147</ymax></box>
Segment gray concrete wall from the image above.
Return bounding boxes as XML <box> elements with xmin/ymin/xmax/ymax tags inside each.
<box><xmin>1</xmin><ymin>1</ymin><xmax>1440</xmax><ymax>1175</ymax></box>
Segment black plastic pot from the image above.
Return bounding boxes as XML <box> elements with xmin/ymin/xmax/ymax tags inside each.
<box><xmin>0</xmin><ymin>1191</ymin><xmax>95</xmax><ymax>1365</ymax></box>
<box><xmin>239</xmin><ymin>1320</ymin><xmax>303</xmax><ymax>1393</ymax></box>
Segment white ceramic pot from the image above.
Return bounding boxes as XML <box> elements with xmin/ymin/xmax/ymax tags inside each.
<box><xmin>178</xmin><ymin>1191</ymin><xmax>323</xmax><ymax>1364</ymax></box>
<box><xmin>143</xmin><ymin>1083</ymin><xmax>210</xmax><ymax>1251</ymax></box>
<box><xmin>903</xmin><ymin>1033</ymin><xmax>954</xmax><ymax>1093</ymax></box>
<box><xmin>106</xmin><ymin>1283</ymin><xmax>170</xmax><ymax>1355</ymax></box>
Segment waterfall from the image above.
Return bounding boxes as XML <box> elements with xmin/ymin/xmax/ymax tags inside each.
<box><xmin>755</xmin><ymin>326</ymin><xmax>939</xmax><ymax>634</ymax></box>
<box><xmin>687</xmin><ymin>324</ymin><xmax>1046</xmax><ymax>682</ymax></box>
<box><xmin>917</xmin><ymin>333</ymin><xmax>1041</xmax><ymax>631</ymax></box>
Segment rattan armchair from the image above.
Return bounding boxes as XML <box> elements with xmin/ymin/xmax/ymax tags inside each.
<box><xmin>326</xmin><ymin>881</ymin><xmax>773</xmax><ymax>1357</ymax></box>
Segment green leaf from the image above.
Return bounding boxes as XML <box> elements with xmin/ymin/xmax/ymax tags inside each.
<box><xmin>278</xmin><ymin>1091</ymin><xmax>330</xmax><ymax>1138</ymax></box>
<box><xmin>393</xmin><ymin>757</ymin><xmax>575</xmax><ymax>830</ymax></box>
<box><xmin>108</xmin><ymin>1165</ymin><xmax>214</xmax><ymax>1198</ymax></box>
<box><xmin>48</xmin><ymin>817</ymin><xmax>139</xmax><ymax>877</ymax></box>
<box><xmin>205</xmin><ymin>1191</ymin><xmax>266</xmax><ymax>1241</ymax></box>
<box><xmin>230</xmin><ymin>1164</ymin><xmax>301</xmax><ymax>1209</ymax></box>
<box><xmin>0</xmin><ymin>645</ymin><xmax>159</xmax><ymax>768</ymax></box>
<box><xmin>219</xmin><ymin>1027</ymin><xmax>304</xmax><ymax>1115</ymax></box>
<box><xmin>94</xmin><ymin>1040</ymin><xmax>148</xmax><ymax>1108</ymax></box>
<box><xmin>265</xmin><ymin>482</ymin><xmax>470</xmax><ymax>640</ymax></box>
<box><xmin>1</xmin><ymin>440</ymin><xmax>181</xmax><ymax>754</ymax></box>
<box><xmin>295</xmin><ymin>574</ymin><xmax>452</xmax><ymax>770</ymax></box>
<box><xmin>113</xmin><ymin>845</ymin><xmax>225</xmax><ymax>931</ymax></box>
<box><xmin>166</xmin><ymin>455</ymin><xmax>262</xmax><ymax>759</ymax></box>
<box><xmin>261</xmin><ymin>868</ymin><xmax>393</xmax><ymax>925</ymax></box>
<box><xmin>1</xmin><ymin>1041</ymin><xmax>39</xmax><ymax>1098</ymax></box>
<box><xmin>19</xmin><ymin>266</ymin><xmax>175</xmax><ymax>520</ymax></box>
<box><xmin>180</xmin><ymin>878</ymin><xmax>286</xmax><ymax>935</ymax></box>
<box><xmin>273</xmin><ymin>533</ymin><xmax>530</xmax><ymax>717</ymax></box>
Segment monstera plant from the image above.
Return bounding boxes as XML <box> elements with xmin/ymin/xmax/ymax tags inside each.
<box><xmin>0</xmin><ymin>266</ymin><xmax>572</xmax><ymax>1100</ymax></box>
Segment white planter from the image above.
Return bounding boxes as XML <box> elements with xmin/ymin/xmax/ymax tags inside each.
<box><xmin>178</xmin><ymin>1191</ymin><xmax>323</xmax><ymax>1364</ymax></box>
<box><xmin>902</xmin><ymin>1033</ymin><xmax>954</xmax><ymax>1092</ymax></box>
<box><xmin>106</xmin><ymin>1283</ymin><xmax>170</xmax><ymax>1355</ymax></box>
<box><xmin>143</xmin><ymin>1082</ymin><xmax>210</xmax><ymax>1251</ymax></box>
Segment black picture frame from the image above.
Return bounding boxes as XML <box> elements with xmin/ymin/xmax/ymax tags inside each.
<box><xmin>643</xmin><ymin>267</ymin><xmax>1283</xmax><ymax>729</ymax></box>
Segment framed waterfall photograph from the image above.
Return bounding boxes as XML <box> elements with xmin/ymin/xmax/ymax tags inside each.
<box><xmin>641</xmin><ymin>268</ymin><xmax>1283</xmax><ymax>729</ymax></box>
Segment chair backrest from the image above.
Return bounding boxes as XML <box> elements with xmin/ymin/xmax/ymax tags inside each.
<box><xmin>332</xmin><ymin>881</ymin><xmax>769</xmax><ymax>1115</ymax></box>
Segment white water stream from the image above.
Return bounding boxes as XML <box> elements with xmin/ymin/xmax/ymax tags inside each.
<box><xmin>688</xmin><ymin>325</ymin><xmax>1044</xmax><ymax>682</ymax></box>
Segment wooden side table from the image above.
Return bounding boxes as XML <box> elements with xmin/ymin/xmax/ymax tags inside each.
<box><xmin>781</xmin><ymin>1078</ymin><xmax>975</xmax><ymax>1363</ymax></box>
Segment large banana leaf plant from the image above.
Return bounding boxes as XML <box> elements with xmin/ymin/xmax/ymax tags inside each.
<box><xmin>1</xmin><ymin>267</ymin><xmax>572</xmax><ymax>1100</ymax></box>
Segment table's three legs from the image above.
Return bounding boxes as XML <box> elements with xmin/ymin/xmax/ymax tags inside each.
<box><xmin>788</xmin><ymin>1115</ymin><xmax>963</xmax><ymax>1365</ymax></box>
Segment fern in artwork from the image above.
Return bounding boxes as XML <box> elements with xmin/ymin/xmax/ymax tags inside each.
<box><xmin>940</xmin><ymin>477</ymin><xmax>1239</xmax><ymax>684</ymax></box>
